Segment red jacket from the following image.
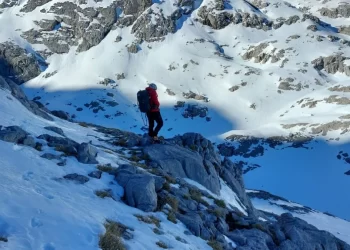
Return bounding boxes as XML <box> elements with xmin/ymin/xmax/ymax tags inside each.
<box><xmin>146</xmin><ymin>87</ymin><xmax>160</xmax><ymax>112</ymax></box>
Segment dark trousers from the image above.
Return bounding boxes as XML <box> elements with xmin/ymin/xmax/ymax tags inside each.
<box><xmin>146</xmin><ymin>111</ymin><xmax>163</xmax><ymax>137</ymax></box>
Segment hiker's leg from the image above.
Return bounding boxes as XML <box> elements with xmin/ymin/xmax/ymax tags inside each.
<box><xmin>147</xmin><ymin>112</ymin><xmax>155</xmax><ymax>136</ymax></box>
<box><xmin>153</xmin><ymin>112</ymin><xmax>163</xmax><ymax>137</ymax></box>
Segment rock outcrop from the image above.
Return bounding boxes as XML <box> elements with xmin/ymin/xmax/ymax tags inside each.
<box><xmin>319</xmin><ymin>4</ymin><xmax>350</xmax><ymax>18</ymax></box>
<box><xmin>131</xmin><ymin>7</ymin><xmax>180</xmax><ymax>42</ymax></box>
<box><xmin>312</xmin><ymin>54</ymin><xmax>350</xmax><ymax>76</ymax></box>
<box><xmin>21</xmin><ymin>2</ymin><xmax>117</xmax><ymax>53</ymax></box>
<box><xmin>0</xmin><ymin>42</ymin><xmax>42</xmax><ymax>84</ymax></box>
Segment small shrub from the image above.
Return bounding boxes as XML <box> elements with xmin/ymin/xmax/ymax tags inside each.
<box><xmin>166</xmin><ymin>196</ymin><xmax>179</xmax><ymax>212</ymax></box>
<box><xmin>97</xmin><ymin>164</ymin><xmax>116</xmax><ymax>174</ymax></box>
<box><xmin>34</xmin><ymin>143</ymin><xmax>42</xmax><ymax>151</ymax></box>
<box><xmin>189</xmin><ymin>144</ymin><xmax>198</xmax><ymax>151</ymax></box>
<box><xmin>79</xmin><ymin>122</ymin><xmax>89</xmax><ymax>127</ymax></box>
<box><xmin>182</xmin><ymin>194</ymin><xmax>190</xmax><ymax>200</ymax></box>
<box><xmin>163</xmin><ymin>182</ymin><xmax>171</xmax><ymax>191</ymax></box>
<box><xmin>175</xmin><ymin>236</ymin><xmax>187</xmax><ymax>244</ymax></box>
<box><xmin>208</xmin><ymin>240</ymin><xmax>223</xmax><ymax>250</ymax></box>
<box><xmin>55</xmin><ymin>145</ymin><xmax>77</xmax><ymax>156</ymax></box>
<box><xmin>99</xmin><ymin>221</ymin><xmax>126</xmax><ymax>250</ymax></box>
<box><xmin>164</xmin><ymin>175</ymin><xmax>176</xmax><ymax>184</ymax></box>
<box><xmin>208</xmin><ymin>208</ymin><xmax>225</xmax><ymax>218</ymax></box>
<box><xmin>95</xmin><ymin>190</ymin><xmax>112</xmax><ymax>199</ymax></box>
<box><xmin>128</xmin><ymin>154</ymin><xmax>140</xmax><ymax>162</ymax></box>
<box><xmin>134</xmin><ymin>214</ymin><xmax>161</xmax><ymax>228</ymax></box>
<box><xmin>214</xmin><ymin>199</ymin><xmax>226</xmax><ymax>208</ymax></box>
<box><xmin>189</xmin><ymin>189</ymin><xmax>209</xmax><ymax>206</ymax></box>
<box><xmin>114</xmin><ymin>138</ymin><xmax>128</xmax><ymax>147</ymax></box>
<box><xmin>156</xmin><ymin>241</ymin><xmax>168</xmax><ymax>249</ymax></box>
<box><xmin>167</xmin><ymin>212</ymin><xmax>177</xmax><ymax>224</ymax></box>
<box><xmin>141</xmin><ymin>153</ymin><xmax>151</xmax><ymax>161</ymax></box>
<box><xmin>0</xmin><ymin>236</ymin><xmax>8</xmax><ymax>242</ymax></box>
<box><xmin>252</xmin><ymin>223</ymin><xmax>267</xmax><ymax>232</ymax></box>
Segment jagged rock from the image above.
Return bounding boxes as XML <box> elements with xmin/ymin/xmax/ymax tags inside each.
<box><xmin>116</xmin><ymin>73</ymin><xmax>125</xmax><ymax>80</ymax></box>
<box><xmin>312</xmin><ymin>55</ymin><xmax>350</xmax><ymax>76</ymax></box>
<box><xmin>44</xmin><ymin>126</ymin><xmax>65</xmax><ymax>136</ymax></box>
<box><xmin>144</xmin><ymin>139</ymin><xmax>221</xmax><ymax>194</ymax></box>
<box><xmin>34</xmin><ymin>19</ymin><xmax>60</xmax><ymax>31</ymax></box>
<box><xmin>217</xmin><ymin>143</ymin><xmax>235</xmax><ymax>157</ymax></box>
<box><xmin>279</xmin><ymin>82</ymin><xmax>293</xmax><ymax>90</ymax></box>
<box><xmin>220</xmin><ymin>158</ymin><xmax>255</xmax><ymax>215</ymax></box>
<box><xmin>227</xmin><ymin>228</ymin><xmax>274</xmax><ymax>249</ymax></box>
<box><xmin>0</xmin><ymin>0</ymin><xmax>18</xmax><ymax>8</ymax></box>
<box><xmin>77</xmin><ymin>143</ymin><xmax>98</xmax><ymax>164</ymax></box>
<box><xmin>277</xmin><ymin>213</ymin><xmax>350</xmax><ymax>249</ymax></box>
<box><xmin>88</xmin><ymin>170</ymin><xmax>102</xmax><ymax>179</ymax></box>
<box><xmin>63</xmin><ymin>173</ymin><xmax>89</xmax><ymax>184</ymax></box>
<box><xmin>285</xmin><ymin>15</ymin><xmax>300</xmax><ymax>25</ymax></box>
<box><xmin>20</xmin><ymin>0</ymin><xmax>52</xmax><ymax>12</ymax></box>
<box><xmin>339</xmin><ymin>26</ymin><xmax>350</xmax><ymax>36</ymax></box>
<box><xmin>115</xmin><ymin>165</ymin><xmax>158</xmax><ymax>212</ymax></box>
<box><xmin>131</xmin><ymin>8</ymin><xmax>179</xmax><ymax>42</ymax></box>
<box><xmin>0</xmin><ymin>76</ymin><xmax>52</xmax><ymax>121</ymax></box>
<box><xmin>0</xmin><ymin>42</ymin><xmax>42</xmax><ymax>84</ymax></box>
<box><xmin>345</xmin><ymin>170</ymin><xmax>350</xmax><ymax>175</ymax></box>
<box><xmin>319</xmin><ymin>4</ymin><xmax>350</xmax><ymax>18</ymax></box>
<box><xmin>123</xmin><ymin>0</ymin><xmax>152</xmax><ymax>16</ymax></box>
<box><xmin>0</xmin><ymin>126</ymin><xmax>28</xmax><ymax>144</ymax></box>
<box><xmin>51</xmin><ymin>110</ymin><xmax>70</xmax><ymax>120</ymax></box>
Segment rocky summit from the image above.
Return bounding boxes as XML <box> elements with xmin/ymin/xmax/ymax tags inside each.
<box><xmin>1</xmin><ymin>0</ymin><xmax>350</xmax><ymax>249</ymax></box>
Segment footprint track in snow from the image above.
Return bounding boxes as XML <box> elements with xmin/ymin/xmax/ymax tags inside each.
<box><xmin>43</xmin><ymin>243</ymin><xmax>55</xmax><ymax>250</ymax></box>
<box><xmin>30</xmin><ymin>217</ymin><xmax>43</xmax><ymax>228</ymax></box>
<box><xmin>22</xmin><ymin>171</ymin><xmax>34</xmax><ymax>181</ymax></box>
<box><xmin>35</xmin><ymin>188</ymin><xmax>54</xmax><ymax>200</ymax></box>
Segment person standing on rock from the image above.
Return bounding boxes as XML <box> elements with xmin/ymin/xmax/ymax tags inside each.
<box><xmin>145</xmin><ymin>83</ymin><xmax>163</xmax><ymax>142</ymax></box>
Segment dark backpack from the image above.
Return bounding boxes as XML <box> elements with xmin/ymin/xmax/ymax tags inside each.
<box><xmin>137</xmin><ymin>90</ymin><xmax>150</xmax><ymax>113</ymax></box>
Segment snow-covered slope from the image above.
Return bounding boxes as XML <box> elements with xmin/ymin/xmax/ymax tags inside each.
<box><xmin>1</xmin><ymin>0</ymin><xmax>350</xmax><ymax>235</ymax></box>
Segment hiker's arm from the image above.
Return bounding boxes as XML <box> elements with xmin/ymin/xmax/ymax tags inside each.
<box><xmin>151</xmin><ymin>91</ymin><xmax>160</xmax><ymax>107</ymax></box>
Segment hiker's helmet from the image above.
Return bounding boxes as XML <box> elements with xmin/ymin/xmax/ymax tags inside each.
<box><xmin>149</xmin><ymin>83</ymin><xmax>157</xmax><ymax>90</ymax></box>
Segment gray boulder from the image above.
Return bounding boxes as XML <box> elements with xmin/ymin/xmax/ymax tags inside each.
<box><xmin>115</xmin><ymin>165</ymin><xmax>158</xmax><ymax>212</ymax></box>
<box><xmin>339</xmin><ymin>26</ymin><xmax>350</xmax><ymax>36</ymax></box>
<box><xmin>0</xmin><ymin>126</ymin><xmax>28</xmax><ymax>144</ymax></box>
<box><xmin>176</xmin><ymin>212</ymin><xmax>204</xmax><ymax>237</ymax></box>
<box><xmin>44</xmin><ymin>126</ymin><xmax>65</xmax><ymax>136</ymax></box>
<box><xmin>88</xmin><ymin>170</ymin><xmax>102</xmax><ymax>179</ymax></box>
<box><xmin>77</xmin><ymin>143</ymin><xmax>98</xmax><ymax>164</ymax></box>
<box><xmin>143</xmin><ymin>143</ymin><xmax>221</xmax><ymax>194</ymax></box>
<box><xmin>41</xmin><ymin>153</ymin><xmax>61</xmax><ymax>160</ymax></box>
<box><xmin>63</xmin><ymin>173</ymin><xmax>89</xmax><ymax>184</ymax></box>
<box><xmin>51</xmin><ymin>110</ymin><xmax>70</xmax><ymax>120</ymax></box>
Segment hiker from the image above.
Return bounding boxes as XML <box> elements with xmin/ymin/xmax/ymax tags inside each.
<box><xmin>145</xmin><ymin>83</ymin><xmax>163</xmax><ymax>141</ymax></box>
